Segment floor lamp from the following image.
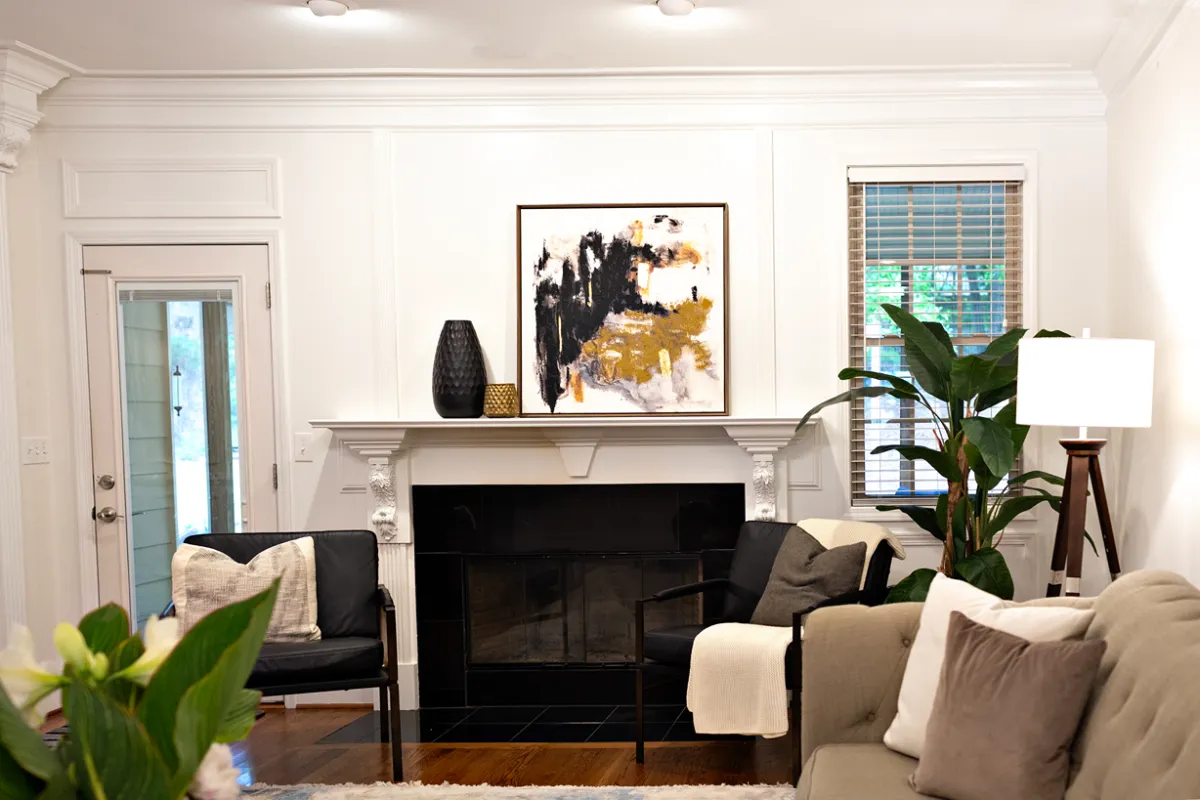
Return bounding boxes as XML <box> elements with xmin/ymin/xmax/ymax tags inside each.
<box><xmin>1016</xmin><ymin>333</ymin><xmax>1155</xmax><ymax>597</ymax></box>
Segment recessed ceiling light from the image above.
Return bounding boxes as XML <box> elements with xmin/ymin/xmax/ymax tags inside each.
<box><xmin>308</xmin><ymin>0</ymin><xmax>349</xmax><ymax>17</ymax></box>
<box><xmin>657</xmin><ymin>0</ymin><xmax>695</xmax><ymax>16</ymax></box>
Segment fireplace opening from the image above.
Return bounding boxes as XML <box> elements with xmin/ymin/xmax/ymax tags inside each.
<box><xmin>414</xmin><ymin>483</ymin><xmax>744</xmax><ymax>708</ymax></box>
<box><xmin>466</xmin><ymin>556</ymin><xmax>701</xmax><ymax>665</ymax></box>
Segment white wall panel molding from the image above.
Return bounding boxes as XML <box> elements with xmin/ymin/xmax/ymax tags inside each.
<box><xmin>39</xmin><ymin>68</ymin><xmax>1106</xmax><ymax>131</ymax></box>
<box><xmin>61</xmin><ymin>158</ymin><xmax>282</xmax><ymax>218</ymax></box>
<box><xmin>0</xmin><ymin>42</ymin><xmax>71</xmax><ymax>642</ymax></box>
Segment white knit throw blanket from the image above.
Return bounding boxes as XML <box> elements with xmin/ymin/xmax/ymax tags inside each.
<box><xmin>686</xmin><ymin>622</ymin><xmax>793</xmax><ymax>739</ymax></box>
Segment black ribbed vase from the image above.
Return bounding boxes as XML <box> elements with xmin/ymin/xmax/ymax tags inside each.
<box><xmin>432</xmin><ymin>320</ymin><xmax>487</xmax><ymax>418</ymax></box>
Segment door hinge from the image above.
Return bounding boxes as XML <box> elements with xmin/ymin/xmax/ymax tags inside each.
<box><xmin>272</xmin><ymin>463</ymin><xmax>278</xmax><ymax>490</ymax></box>
<box><xmin>265</xmin><ymin>281</ymin><xmax>272</xmax><ymax>309</ymax></box>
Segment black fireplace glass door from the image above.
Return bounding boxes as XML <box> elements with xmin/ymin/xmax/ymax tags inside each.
<box><xmin>466</xmin><ymin>556</ymin><xmax>700</xmax><ymax>665</ymax></box>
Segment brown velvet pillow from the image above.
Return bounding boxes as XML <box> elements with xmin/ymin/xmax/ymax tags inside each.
<box><xmin>749</xmin><ymin>527</ymin><xmax>866</xmax><ymax>626</ymax></box>
<box><xmin>911</xmin><ymin>611</ymin><xmax>1105</xmax><ymax>800</ymax></box>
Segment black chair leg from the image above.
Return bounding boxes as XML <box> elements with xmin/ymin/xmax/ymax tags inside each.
<box><xmin>635</xmin><ymin>664</ymin><xmax>645</xmax><ymax>763</ymax></box>
<box><xmin>379</xmin><ymin>686</ymin><xmax>390</xmax><ymax>744</ymax></box>
<box><xmin>388</xmin><ymin>682</ymin><xmax>403</xmax><ymax>782</ymax></box>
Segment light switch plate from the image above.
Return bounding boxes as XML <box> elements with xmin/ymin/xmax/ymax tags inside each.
<box><xmin>294</xmin><ymin>432</ymin><xmax>314</xmax><ymax>462</ymax></box>
<box><xmin>21</xmin><ymin>437</ymin><xmax>49</xmax><ymax>465</ymax></box>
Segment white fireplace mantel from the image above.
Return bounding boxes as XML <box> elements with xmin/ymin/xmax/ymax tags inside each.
<box><xmin>311</xmin><ymin>415</ymin><xmax>816</xmax><ymax>532</ymax></box>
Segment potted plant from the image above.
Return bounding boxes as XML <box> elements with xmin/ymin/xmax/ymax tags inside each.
<box><xmin>0</xmin><ymin>582</ymin><xmax>278</xmax><ymax>799</ymax></box>
<box><xmin>799</xmin><ymin>303</ymin><xmax>1087</xmax><ymax>603</ymax></box>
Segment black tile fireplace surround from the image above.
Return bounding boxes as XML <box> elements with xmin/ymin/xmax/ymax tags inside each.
<box><xmin>414</xmin><ymin>483</ymin><xmax>745</xmax><ymax>709</ymax></box>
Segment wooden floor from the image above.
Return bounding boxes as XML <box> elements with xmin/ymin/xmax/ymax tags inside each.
<box><xmin>233</xmin><ymin>708</ymin><xmax>793</xmax><ymax>787</ymax></box>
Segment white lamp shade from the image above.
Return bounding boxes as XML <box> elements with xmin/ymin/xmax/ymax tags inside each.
<box><xmin>1016</xmin><ymin>337</ymin><xmax>1155</xmax><ymax>428</ymax></box>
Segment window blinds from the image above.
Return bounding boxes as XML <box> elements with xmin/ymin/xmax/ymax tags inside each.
<box><xmin>848</xmin><ymin>179</ymin><xmax>1023</xmax><ymax>504</ymax></box>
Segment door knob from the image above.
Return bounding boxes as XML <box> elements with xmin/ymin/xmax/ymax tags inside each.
<box><xmin>97</xmin><ymin>474</ymin><xmax>115</xmax><ymax>490</ymax></box>
<box><xmin>96</xmin><ymin>507</ymin><xmax>119</xmax><ymax>524</ymax></box>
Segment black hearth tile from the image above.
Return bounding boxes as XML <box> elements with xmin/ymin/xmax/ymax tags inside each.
<box><xmin>512</xmin><ymin>723</ymin><xmax>600</xmax><ymax>743</ymax></box>
<box><xmin>535</xmin><ymin>705</ymin><xmax>616</xmax><ymax>724</ymax></box>
<box><xmin>467</xmin><ymin>667</ymin><xmax>634</xmax><ymax>707</ymax></box>
<box><xmin>677</xmin><ymin>484</ymin><xmax>745</xmax><ymax>551</ymax></box>
<box><xmin>466</xmin><ymin>705</ymin><xmax>546</xmax><ymax>724</ymax></box>
<box><xmin>417</xmin><ymin>707</ymin><xmax>476</xmax><ymax>726</ymax></box>
<box><xmin>413</xmin><ymin>485</ymin><xmax>482</xmax><ymax>554</ymax></box>
<box><xmin>416</xmin><ymin>620</ymin><xmax>465</xmax><ymax>689</ymax></box>
<box><xmin>607</xmin><ymin>705</ymin><xmax>682</xmax><ymax>724</ymax></box>
<box><xmin>433</xmin><ymin>723</ymin><xmax>527</xmax><ymax>743</ymax></box>
<box><xmin>415</xmin><ymin>554</ymin><xmax>464</xmax><ymax>621</ymax></box>
<box><xmin>588</xmin><ymin>722</ymin><xmax>673</xmax><ymax>743</ymax></box>
<box><xmin>319</xmin><ymin>711</ymin><xmax>450</xmax><ymax>745</ymax></box>
<box><xmin>419</xmin><ymin>688</ymin><xmax>466</xmax><ymax>708</ymax></box>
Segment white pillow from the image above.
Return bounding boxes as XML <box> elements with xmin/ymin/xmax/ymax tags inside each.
<box><xmin>172</xmin><ymin>536</ymin><xmax>321</xmax><ymax>643</ymax></box>
<box><xmin>882</xmin><ymin>573</ymin><xmax>1093</xmax><ymax>759</ymax></box>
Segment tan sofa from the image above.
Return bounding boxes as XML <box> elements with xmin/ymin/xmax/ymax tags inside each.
<box><xmin>797</xmin><ymin>571</ymin><xmax>1200</xmax><ymax>800</ymax></box>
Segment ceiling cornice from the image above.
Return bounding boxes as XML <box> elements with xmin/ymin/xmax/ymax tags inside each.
<box><xmin>1094</xmin><ymin>0</ymin><xmax>1191</xmax><ymax>99</ymax></box>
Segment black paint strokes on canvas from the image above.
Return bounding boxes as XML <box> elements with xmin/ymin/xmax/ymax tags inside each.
<box><xmin>533</xmin><ymin>228</ymin><xmax>694</xmax><ymax>412</ymax></box>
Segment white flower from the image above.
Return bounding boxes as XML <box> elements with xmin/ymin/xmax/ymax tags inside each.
<box><xmin>114</xmin><ymin>616</ymin><xmax>179</xmax><ymax>686</ymax></box>
<box><xmin>0</xmin><ymin>625</ymin><xmax>62</xmax><ymax>727</ymax></box>
<box><xmin>53</xmin><ymin>623</ymin><xmax>107</xmax><ymax>679</ymax></box>
<box><xmin>188</xmin><ymin>744</ymin><xmax>241</xmax><ymax>800</ymax></box>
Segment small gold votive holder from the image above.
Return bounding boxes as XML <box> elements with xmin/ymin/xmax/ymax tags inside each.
<box><xmin>483</xmin><ymin>383</ymin><xmax>519</xmax><ymax>418</ymax></box>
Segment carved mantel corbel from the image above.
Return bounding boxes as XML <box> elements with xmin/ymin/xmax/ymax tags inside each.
<box><xmin>343</xmin><ymin>436</ymin><xmax>408</xmax><ymax>543</ymax></box>
<box><xmin>723</xmin><ymin>423</ymin><xmax>808</xmax><ymax>521</ymax></box>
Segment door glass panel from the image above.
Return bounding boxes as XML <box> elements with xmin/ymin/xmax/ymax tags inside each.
<box><xmin>118</xmin><ymin>286</ymin><xmax>241</xmax><ymax>625</ymax></box>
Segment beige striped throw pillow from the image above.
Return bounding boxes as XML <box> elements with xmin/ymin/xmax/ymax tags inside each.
<box><xmin>171</xmin><ymin>536</ymin><xmax>321</xmax><ymax>642</ymax></box>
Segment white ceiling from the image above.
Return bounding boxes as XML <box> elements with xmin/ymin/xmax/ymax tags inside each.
<box><xmin>0</xmin><ymin>0</ymin><xmax>1137</xmax><ymax>74</ymax></box>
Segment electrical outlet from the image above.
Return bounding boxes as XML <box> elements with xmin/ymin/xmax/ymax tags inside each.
<box><xmin>294</xmin><ymin>432</ymin><xmax>314</xmax><ymax>463</ymax></box>
<box><xmin>21</xmin><ymin>437</ymin><xmax>49</xmax><ymax>465</ymax></box>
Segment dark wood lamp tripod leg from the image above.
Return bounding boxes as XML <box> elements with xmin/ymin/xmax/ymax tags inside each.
<box><xmin>1088</xmin><ymin>454</ymin><xmax>1122</xmax><ymax>582</ymax></box>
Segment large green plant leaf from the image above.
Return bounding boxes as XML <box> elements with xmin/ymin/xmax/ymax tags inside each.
<box><xmin>67</xmin><ymin>682</ymin><xmax>170</xmax><ymax>800</ymax></box>
<box><xmin>923</xmin><ymin>321</ymin><xmax>956</xmax><ymax>356</ymax></box>
<box><xmin>885</xmin><ymin>569</ymin><xmax>937</xmax><ymax>603</ymax></box>
<box><xmin>961</xmin><ymin>416</ymin><xmax>1015</xmax><ymax>477</ymax></box>
<box><xmin>1009</xmin><ymin>470</ymin><xmax>1065</xmax><ymax>488</ymax></box>
<box><xmin>77</xmin><ymin>605</ymin><xmax>130</xmax><ymax>659</ymax></box>
<box><xmin>797</xmin><ymin>386</ymin><xmax>894</xmax><ymax>429</ymax></box>
<box><xmin>871</xmin><ymin>445</ymin><xmax>963</xmax><ymax>482</ymax></box>
<box><xmin>981</xmin><ymin>328</ymin><xmax>1027</xmax><ymax>360</ymax></box>
<box><xmin>0</xmin><ymin>686</ymin><xmax>58</xmax><ymax>782</ymax></box>
<box><xmin>950</xmin><ymin>497</ymin><xmax>969</xmax><ymax>561</ymax></box>
<box><xmin>0</xmin><ymin>746</ymin><xmax>41</xmax><ymax>799</ymax></box>
<box><xmin>950</xmin><ymin>356</ymin><xmax>995</xmax><ymax>400</ymax></box>
<box><xmin>989</xmin><ymin>495</ymin><xmax>1052</xmax><ymax>539</ymax></box>
<box><xmin>213</xmin><ymin>689</ymin><xmax>262</xmax><ymax>745</ymax></box>
<box><xmin>1033</xmin><ymin>329</ymin><xmax>1072</xmax><ymax>338</ymax></box>
<box><xmin>881</xmin><ymin>304</ymin><xmax>952</xmax><ymax>399</ymax></box>
<box><xmin>138</xmin><ymin>583</ymin><xmax>278</xmax><ymax>777</ymax></box>
<box><xmin>876</xmin><ymin>505</ymin><xmax>945</xmax><ymax>540</ymax></box>
<box><xmin>954</xmin><ymin>548</ymin><xmax>1015</xmax><ymax>600</ymax></box>
<box><xmin>975</xmin><ymin>382</ymin><xmax>1016</xmax><ymax>413</ymax></box>
<box><xmin>836</xmin><ymin>369</ymin><xmax>922</xmax><ymax>398</ymax></box>
<box><xmin>979</xmin><ymin>362</ymin><xmax>1018</xmax><ymax>394</ymax></box>
<box><xmin>993</xmin><ymin>401</ymin><xmax>1031</xmax><ymax>454</ymax></box>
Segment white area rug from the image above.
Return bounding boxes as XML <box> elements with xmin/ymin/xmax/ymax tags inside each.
<box><xmin>246</xmin><ymin>783</ymin><xmax>793</xmax><ymax>799</ymax></box>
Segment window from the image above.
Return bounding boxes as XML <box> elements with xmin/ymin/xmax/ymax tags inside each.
<box><xmin>848</xmin><ymin>177</ymin><xmax>1023</xmax><ymax>504</ymax></box>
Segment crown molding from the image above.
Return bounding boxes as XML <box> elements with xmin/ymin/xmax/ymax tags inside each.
<box><xmin>0</xmin><ymin>41</ymin><xmax>76</xmax><ymax>171</ymax></box>
<box><xmin>36</xmin><ymin>66</ymin><xmax>1105</xmax><ymax>131</ymax></box>
<box><xmin>1095</xmin><ymin>0</ymin><xmax>1192</xmax><ymax>100</ymax></box>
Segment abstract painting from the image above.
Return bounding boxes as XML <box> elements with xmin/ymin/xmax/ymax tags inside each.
<box><xmin>518</xmin><ymin>204</ymin><xmax>728</xmax><ymax>416</ymax></box>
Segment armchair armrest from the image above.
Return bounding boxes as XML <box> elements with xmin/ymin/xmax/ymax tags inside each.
<box><xmin>377</xmin><ymin>585</ymin><xmax>398</xmax><ymax>680</ymax></box>
<box><xmin>642</xmin><ymin>578</ymin><xmax>729</xmax><ymax>604</ymax></box>
<box><xmin>799</xmin><ymin>602</ymin><xmax>922</xmax><ymax>768</ymax></box>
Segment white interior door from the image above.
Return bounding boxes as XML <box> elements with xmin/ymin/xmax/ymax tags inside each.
<box><xmin>83</xmin><ymin>245</ymin><xmax>277</xmax><ymax>626</ymax></box>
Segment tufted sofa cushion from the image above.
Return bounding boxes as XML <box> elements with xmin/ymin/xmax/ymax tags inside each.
<box><xmin>1066</xmin><ymin>571</ymin><xmax>1200</xmax><ymax>800</ymax></box>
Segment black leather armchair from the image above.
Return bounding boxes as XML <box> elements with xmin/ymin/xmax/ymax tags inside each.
<box><xmin>176</xmin><ymin>530</ymin><xmax>403</xmax><ymax>782</ymax></box>
<box><xmin>634</xmin><ymin>520</ymin><xmax>897</xmax><ymax>781</ymax></box>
